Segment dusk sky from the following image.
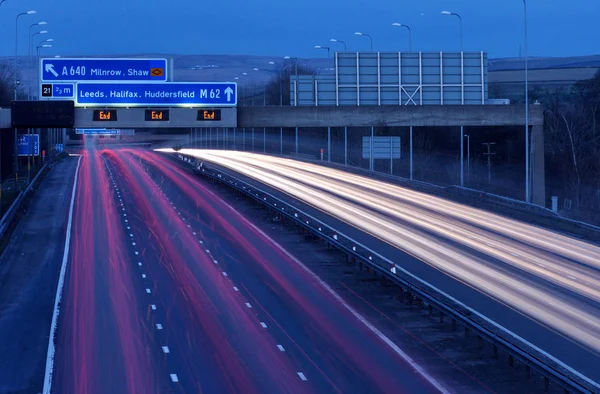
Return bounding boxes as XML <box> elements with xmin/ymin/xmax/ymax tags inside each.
<box><xmin>0</xmin><ymin>0</ymin><xmax>598</xmax><ymax>59</ymax></box>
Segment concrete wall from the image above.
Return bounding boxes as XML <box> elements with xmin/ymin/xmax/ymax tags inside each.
<box><xmin>237</xmin><ymin>105</ymin><xmax>543</xmax><ymax>128</ymax></box>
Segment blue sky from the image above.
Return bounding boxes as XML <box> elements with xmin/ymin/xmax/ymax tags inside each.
<box><xmin>0</xmin><ymin>0</ymin><xmax>598</xmax><ymax>59</ymax></box>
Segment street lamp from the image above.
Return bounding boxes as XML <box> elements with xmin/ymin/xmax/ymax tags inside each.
<box><xmin>392</xmin><ymin>23</ymin><xmax>412</xmax><ymax>52</ymax></box>
<box><xmin>523</xmin><ymin>0</ymin><xmax>530</xmax><ymax>203</ymax></box>
<box><xmin>354</xmin><ymin>32</ymin><xmax>373</xmax><ymax>51</ymax></box>
<box><xmin>330</xmin><ymin>38</ymin><xmax>347</xmax><ymax>52</ymax></box>
<box><xmin>441</xmin><ymin>11</ymin><xmax>463</xmax><ymax>52</ymax></box>
<box><xmin>15</xmin><ymin>10</ymin><xmax>37</xmax><ymax>100</ymax></box>
<box><xmin>314</xmin><ymin>45</ymin><xmax>331</xmax><ymax>71</ymax></box>
<box><xmin>29</xmin><ymin>22</ymin><xmax>47</xmax><ymax>99</ymax></box>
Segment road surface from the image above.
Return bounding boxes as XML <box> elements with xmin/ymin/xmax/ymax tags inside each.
<box><xmin>51</xmin><ymin>143</ymin><xmax>447</xmax><ymax>393</ymax></box>
<box><xmin>169</xmin><ymin>148</ymin><xmax>600</xmax><ymax>388</ymax></box>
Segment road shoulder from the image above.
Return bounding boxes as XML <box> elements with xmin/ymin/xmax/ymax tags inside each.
<box><xmin>0</xmin><ymin>156</ymin><xmax>78</xmax><ymax>394</ymax></box>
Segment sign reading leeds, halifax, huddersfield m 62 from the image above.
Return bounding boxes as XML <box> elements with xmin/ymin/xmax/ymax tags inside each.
<box><xmin>40</xmin><ymin>57</ymin><xmax>238</xmax><ymax>107</ymax></box>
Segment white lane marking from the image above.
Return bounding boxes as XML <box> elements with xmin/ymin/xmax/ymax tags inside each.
<box><xmin>260</xmin><ymin>322</ymin><xmax>267</xmax><ymax>328</ymax></box>
<box><xmin>132</xmin><ymin>242</ymin><xmax>136</xmax><ymax>246</ymax></box>
<box><xmin>127</xmin><ymin>226</ymin><xmax>131</xmax><ymax>230</ymax></box>
<box><xmin>297</xmin><ymin>372</ymin><xmax>307</xmax><ymax>381</ymax></box>
<box><xmin>162</xmin><ymin>346</ymin><xmax>170</xmax><ymax>354</ymax></box>
<box><xmin>193</xmin><ymin>232</ymin><xmax>197</xmax><ymax>235</ymax></box>
<box><xmin>233</xmin><ymin>286</ymin><xmax>239</xmax><ymax>292</ymax></box>
<box><xmin>151</xmin><ymin>304</ymin><xmax>157</xmax><ymax>310</ymax></box>
<box><xmin>130</xmin><ymin>233</ymin><xmax>134</xmax><ymax>237</ymax></box>
<box><xmin>42</xmin><ymin>155</ymin><xmax>82</xmax><ymax>394</ymax></box>
<box><xmin>199</xmin><ymin>240</ymin><xmax>204</xmax><ymax>244</ymax></box>
<box><xmin>222</xmin><ymin>272</ymin><xmax>228</xmax><ymax>277</ymax></box>
<box><xmin>245</xmin><ymin>303</ymin><xmax>252</xmax><ymax>308</ymax></box>
<box><xmin>170</xmin><ymin>374</ymin><xmax>179</xmax><ymax>383</ymax></box>
<box><xmin>277</xmin><ymin>345</ymin><xmax>285</xmax><ymax>352</ymax></box>
<box><xmin>567</xmin><ymin>275</ymin><xmax>577</xmax><ymax>281</ymax></box>
<box><xmin>231</xmin><ymin>206</ymin><xmax>452</xmax><ymax>394</ymax></box>
<box><xmin>142</xmin><ymin>274</ymin><xmax>146</xmax><ymax>279</ymax></box>
<box><xmin>205</xmin><ymin>249</ymin><xmax>210</xmax><ymax>253</ymax></box>
<box><xmin>123</xmin><ymin>213</ymin><xmax>127</xmax><ymax>217</ymax></box>
<box><xmin>138</xmin><ymin>262</ymin><xmax>142</xmax><ymax>267</ymax></box>
<box><xmin>213</xmin><ymin>260</ymin><xmax>218</xmax><ymax>264</ymax></box>
<box><xmin>511</xmin><ymin>253</ymin><xmax>520</xmax><ymax>257</ymax></box>
<box><xmin>146</xmin><ymin>288</ymin><xmax>152</xmax><ymax>294</ymax></box>
<box><xmin>135</xmin><ymin>251</ymin><xmax>139</xmax><ymax>255</ymax></box>
<box><xmin>125</xmin><ymin>219</ymin><xmax>128</xmax><ymax>223</ymax></box>
<box><xmin>156</xmin><ymin>324</ymin><xmax>163</xmax><ymax>330</ymax></box>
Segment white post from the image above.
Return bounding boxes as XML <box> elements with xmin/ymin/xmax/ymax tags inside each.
<box><xmin>295</xmin><ymin>127</ymin><xmax>298</xmax><ymax>153</ymax></box>
<box><xmin>460</xmin><ymin>126</ymin><xmax>464</xmax><ymax>186</ymax></box>
<box><xmin>344</xmin><ymin>127</ymin><xmax>348</xmax><ymax>166</ymax></box>
<box><xmin>370</xmin><ymin>126</ymin><xmax>374</xmax><ymax>171</ymax></box>
<box><xmin>327</xmin><ymin>127</ymin><xmax>331</xmax><ymax>162</ymax></box>
<box><xmin>524</xmin><ymin>0</ymin><xmax>530</xmax><ymax>203</ymax></box>
<box><xmin>409</xmin><ymin>126</ymin><xmax>413</xmax><ymax>180</ymax></box>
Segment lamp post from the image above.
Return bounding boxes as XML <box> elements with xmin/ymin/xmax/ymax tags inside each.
<box><xmin>330</xmin><ymin>38</ymin><xmax>347</xmax><ymax>52</ymax></box>
<box><xmin>523</xmin><ymin>0</ymin><xmax>530</xmax><ymax>203</ymax></box>
<box><xmin>314</xmin><ymin>45</ymin><xmax>331</xmax><ymax>71</ymax></box>
<box><xmin>354</xmin><ymin>32</ymin><xmax>373</xmax><ymax>51</ymax></box>
<box><xmin>441</xmin><ymin>11</ymin><xmax>463</xmax><ymax>52</ymax></box>
<box><xmin>392</xmin><ymin>23</ymin><xmax>412</xmax><ymax>52</ymax></box>
<box><xmin>29</xmin><ymin>22</ymin><xmax>47</xmax><ymax>99</ymax></box>
<box><xmin>15</xmin><ymin>10</ymin><xmax>37</xmax><ymax>100</ymax></box>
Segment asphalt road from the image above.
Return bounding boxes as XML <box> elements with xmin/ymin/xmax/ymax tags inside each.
<box><xmin>51</xmin><ymin>143</ymin><xmax>448</xmax><ymax>393</ymax></box>
<box><xmin>0</xmin><ymin>158</ymin><xmax>78</xmax><ymax>394</ymax></box>
<box><xmin>170</xmin><ymin>149</ymin><xmax>600</xmax><ymax>388</ymax></box>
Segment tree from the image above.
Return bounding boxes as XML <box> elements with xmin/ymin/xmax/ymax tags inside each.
<box><xmin>544</xmin><ymin>71</ymin><xmax>600</xmax><ymax>209</ymax></box>
<box><xmin>0</xmin><ymin>64</ymin><xmax>15</xmax><ymax>106</ymax></box>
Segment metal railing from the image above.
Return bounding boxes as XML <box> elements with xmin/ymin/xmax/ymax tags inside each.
<box><xmin>173</xmin><ymin>152</ymin><xmax>597</xmax><ymax>394</ymax></box>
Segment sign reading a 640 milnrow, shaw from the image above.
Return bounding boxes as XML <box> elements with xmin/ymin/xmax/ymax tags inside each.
<box><xmin>75</xmin><ymin>82</ymin><xmax>237</xmax><ymax>107</ymax></box>
<box><xmin>40</xmin><ymin>58</ymin><xmax>168</xmax><ymax>82</ymax></box>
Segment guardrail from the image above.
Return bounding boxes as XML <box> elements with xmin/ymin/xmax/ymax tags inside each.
<box><xmin>0</xmin><ymin>162</ymin><xmax>50</xmax><ymax>239</ymax></box>
<box><xmin>173</xmin><ymin>152</ymin><xmax>597</xmax><ymax>394</ymax></box>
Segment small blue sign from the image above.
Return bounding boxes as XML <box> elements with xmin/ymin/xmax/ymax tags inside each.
<box><xmin>76</xmin><ymin>128</ymin><xmax>120</xmax><ymax>135</ymax></box>
<box><xmin>17</xmin><ymin>134</ymin><xmax>40</xmax><ymax>156</ymax></box>
<box><xmin>75</xmin><ymin>82</ymin><xmax>237</xmax><ymax>107</ymax></box>
<box><xmin>53</xmin><ymin>83</ymin><xmax>75</xmax><ymax>98</ymax></box>
<box><xmin>41</xmin><ymin>58</ymin><xmax>168</xmax><ymax>82</ymax></box>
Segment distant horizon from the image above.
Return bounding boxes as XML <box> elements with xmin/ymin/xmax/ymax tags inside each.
<box><xmin>1</xmin><ymin>52</ymin><xmax>600</xmax><ymax>60</ymax></box>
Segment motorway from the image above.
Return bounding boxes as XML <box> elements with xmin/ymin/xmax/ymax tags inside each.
<box><xmin>169</xmin><ymin>149</ymin><xmax>600</xmax><ymax>387</ymax></box>
<box><xmin>51</xmin><ymin>142</ymin><xmax>448</xmax><ymax>393</ymax></box>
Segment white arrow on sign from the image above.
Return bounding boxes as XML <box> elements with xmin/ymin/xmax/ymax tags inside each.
<box><xmin>224</xmin><ymin>86</ymin><xmax>234</xmax><ymax>102</ymax></box>
<box><xmin>45</xmin><ymin>63</ymin><xmax>59</xmax><ymax>77</ymax></box>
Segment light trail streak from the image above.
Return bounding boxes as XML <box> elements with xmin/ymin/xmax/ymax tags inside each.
<box><xmin>123</xmin><ymin>149</ymin><xmax>448</xmax><ymax>393</ymax></box>
<box><xmin>170</xmin><ymin>149</ymin><xmax>600</xmax><ymax>355</ymax></box>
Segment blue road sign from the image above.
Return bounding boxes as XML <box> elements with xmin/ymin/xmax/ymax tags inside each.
<box><xmin>76</xmin><ymin>128</ymin><xmax>120</xmax><ymax>135</ymax></box>
<box><xmin>75</xmin><ymin>82</ymin><xmax>237</xmax><ymax>107</ymax></box>
<box><xmin>41</xmin><ymin>58</ymin><xmax>168</xmax><ymax>82</ymax></box>
<box><xmin>17</xmin><ymin>134</ymin><xmax>40</xmax><ymax>156</ymax></box>
<box><xmin>53</xmin><ymin>83</ymin><xmax>75</xmax><ymax>97</ymax></box>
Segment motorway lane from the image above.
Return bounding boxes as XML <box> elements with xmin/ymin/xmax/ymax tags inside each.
<box><xmin>171</xmin><ymin>149</ymin><xmax>600</xmax><ymax>386</ymax></box>
<box><xmin>103</xmin><ymin>148</ymin><xmax>448</xmax><ymax>393</ymax></box>
<box><xmin>53</xmin><ymin>148</ymin><xmax>164</xmax><ymax>394</ymax></box>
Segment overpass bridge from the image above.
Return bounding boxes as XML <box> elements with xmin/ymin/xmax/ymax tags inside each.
<box><xmin>0</xmin><ymin>103</ymin><xmax>545</xmax><ymax>205</ymax></box>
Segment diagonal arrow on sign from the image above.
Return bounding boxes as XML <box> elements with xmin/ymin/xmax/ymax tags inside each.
<box><xmin>45</xmin><ymin>64</ymin><xmax>58</xmax><ymax>77</ymax></box>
